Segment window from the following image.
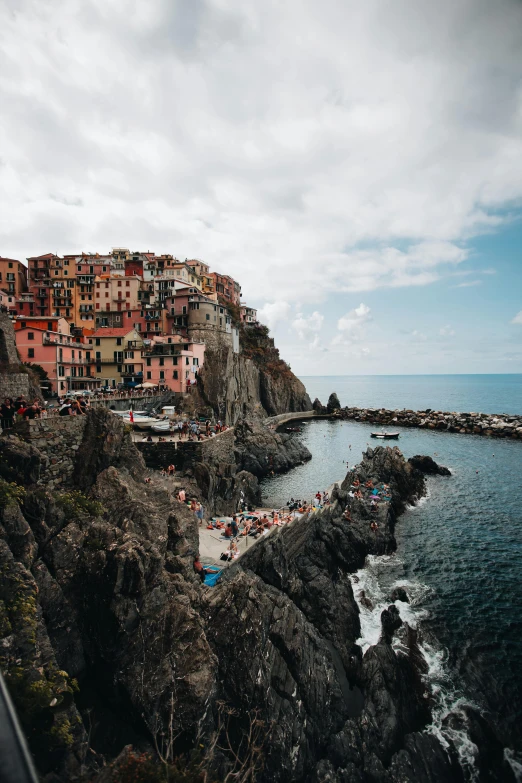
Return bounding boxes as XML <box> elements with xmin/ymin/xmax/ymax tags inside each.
<box><xmin>146</xmin><ymin>358</ymin><xmax>151</xmax><ymax>366</ymax></box>
<box><xmin>58</xmin><ymin>366</ymin><xmax>64</xmax><ymax>376</ymax></box>
<box><xmin>72</xmin><ymin>350</ymin><xmax>75</xmax><ymax>359</ymax></box>
<box><xmin>95</xmin><ymin>351</ymin><xmax>101</xmax><ymax>359</ymax></box>
<box><xmin>159</xmin><ymin>357</ymin><xmax>164</xmax><ymax>366</ymax></box>
<box><xmin>186</xmin><ymin>357</ymin><xmax>189</xmax><ymax>365</ymax></box>
<box><xmin>117</xmin><ymin>365</ymin><xmax>122</xmax><ymax>372</ymax></box>
<box><xmin>28</xmin><ymin>332</ymin><xmax>34</xmax><ymax>340</ymax></box>
<box><xmin>28</xmin><ymin>348</ymin><xmax>34</xmax><ymax>358</ymax></box>
<box><xmin>21</xmin><ymin>321</ymin><xmax>26</xmax><ymax>328</ymax></box>
<box><xmin>173</xmin><ymin>370</ymin><xmax>178</xmax><ymax>380</ymax></box>
<box><xmin>47</xmin><ymin>321</ymin><xmax>53</xmax><ymax>330</ymax></box>
<box><xmin>146</xmin><ymin>371</ymin><xmax>151</xmax><ymax>380</ymax></box>
<box><xmin>159</xmin><ymin>371</ymin><xmax>164</xmax><ymax>380</ymax></box>
<box><xmin>96</xmin><ymin>303</ymin><xmax>100</xmax><ymax>310</ymax></box>
<box><xmin>117</xmin><ymin>281</ymin><xmax>122</xmax><ymax>287</ymax></box>
<box><xmin>96</xmin><ymin>366</ymin><xmax>101</xmax><ymax>373</ymax></box>
<box><xmin>8</xmin><ymin>262</ymin><xmax>13</xmax><ymax>269</ymax></box>
<box><xmin>126</xmin><ymin>281</ymin><xmax>130</xmax><ymax>287</ymax></box>
<box><xmin>206</xmin><ymin>314</ymin><xmax>210</xmax><ymax>321</ymax></box>
<box><xmin>116</xmin><ymin>338</ymin><xmax>122</xmax><ymax>346</ymax></box>
<box><xmin>95</xmin><ymin>338</ymin><xmax>100</xmax><ymax>346</ymax></box>
<box><xmin>125</xmin><ymin>351</ymin><xmax>134</xmax><ymax>359</ymax></box>
<box><xmin>172</xmin><ymin>356</ymin><xmax>178</xmax><ymax>366</ymax></box>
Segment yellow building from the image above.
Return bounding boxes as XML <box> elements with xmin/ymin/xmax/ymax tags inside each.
<box><xmin>89</xmin><ymin>327</ymin><xmax>143</xmax><ymax>388</ymax></box>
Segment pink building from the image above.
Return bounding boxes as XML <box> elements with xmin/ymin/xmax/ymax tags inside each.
<box><xmin>14</xmin><ymin>319</ymin><xmax>97</xmax><ymax>394</ymax></box>
<box><xmin>240</xmin><ymin>305</ymin><xmax>258</xmax><ymax>324</ymax></box>
<box><xmin>141</xmin><ymin>338</ymin><xmax>205</xmax><ymax>392</ymax></box>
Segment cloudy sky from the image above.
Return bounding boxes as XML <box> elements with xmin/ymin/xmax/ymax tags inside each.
<box><xmin>1</xmin><ymin>0</ymin><xmax>522</xmax><ymax>375</ymax></box>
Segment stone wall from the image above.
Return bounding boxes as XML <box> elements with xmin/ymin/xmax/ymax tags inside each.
<box><xmin>0</xmin><ymin>313</ymin><xmax>35</xmax><ymax>401</ymax></box>
<box><xmin>12</xmin><ymin>416</ymin><xmax>88</xmax><ymax>488</ymax></box>
<box><xmin>0</xmin><ymin>372</ymin><xmax>31</xmax><ymax>401</ymax></box>
<box><xmin>337</xmin><ymin>406</ymin><xmax>522</xmax><ymax>439</ymax></box>
<box><xmin>187</xmin><ymin>325</ymin><xmax>233</xmax><ymax>351</ymax></box>
<box><xmin>136</xmin><ymin>428</ymin><xmax>235</xmax><ymax>471</ymax></box>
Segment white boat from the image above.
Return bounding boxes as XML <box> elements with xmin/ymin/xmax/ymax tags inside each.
<box><xmin>114</xmin><ymin>410</ymin><xmax>147</xmax><ymax>417</ymax></box>
<box><xmin>151</xmin><ymin>421</ymin><xmax>172</xmax><ymax>433</ymax></box>
<box><xmin>370</xmin><ymin>431</ymin><xmax>400</xmax><ymax>439</ymax></box>
<box><xmin>132</xmin><ymin>417</ymin><xmax>160</xmax><ymax>430</ymax></box>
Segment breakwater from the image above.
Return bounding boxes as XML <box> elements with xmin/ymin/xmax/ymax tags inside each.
<box><xmin>336</xmin><ymin>405</ymin><xmax>522</xmax><ymax>439</ymax></box>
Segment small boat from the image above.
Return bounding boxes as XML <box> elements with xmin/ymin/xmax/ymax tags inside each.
<box><xmin>151</xmin><ymin>421</ymin><xmax>172</xmax><ymax>433</ymax></box>
<box><xmin>371</xmin><ymin>431</ymin><xmax>400</xmax><ymax>439</ymax></box>
<box><xmin>133</xmin><ymin>417</ymin><xmax>160</xmax><ymax>430</ymax></box>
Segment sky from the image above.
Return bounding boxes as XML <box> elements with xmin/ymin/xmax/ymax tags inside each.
<box><xmin>1</xmin><ymin>0</ymin><xmax>522</xmax><ymax>375</ymax></box>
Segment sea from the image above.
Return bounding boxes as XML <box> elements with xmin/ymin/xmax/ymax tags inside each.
<box><xmin>260</xmin><ymin>375</ymin><xmax>522</xmax><ymax>779</ymax></box>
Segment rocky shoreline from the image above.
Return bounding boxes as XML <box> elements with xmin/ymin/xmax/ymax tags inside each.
<box><xmin>0</xmin><ymin>410</ymin><xmax>511</xmax><ymax>782</ymax></box>
<box><xmin>313</xmin><ymin>394</ymin><xmax>522</xmax><ymax>440</ymax></box>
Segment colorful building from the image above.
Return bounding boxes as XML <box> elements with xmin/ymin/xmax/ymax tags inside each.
<box><xmin>14</xmin><ymin>318</ymin><xmax>97</xmax><ymax>394</ymax></box>
<box><xmin>240</xmin><ymin>305</ymin><xmax>258</xmax><ymax>324</ymax></box>
<box><xmin>0</xmin><ymin>257</ymin><xmax>27</xmax><ymax>298</ymax></box>
<box><xmin>89</xmin><ymin>327</ymin><xmax>143</xmax><ymax>388</ymax></box>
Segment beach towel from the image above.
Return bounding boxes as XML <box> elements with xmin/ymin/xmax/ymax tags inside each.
<box><xmin>204</xmin><ymin>568</ymin><xmax>224</xmax><ymax>587</ymax></box>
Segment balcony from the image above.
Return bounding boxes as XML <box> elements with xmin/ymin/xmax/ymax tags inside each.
<box><xmin>77</xmin><ymin>275</ymin><xmax>95</xmax><ymax>283</ymax></box>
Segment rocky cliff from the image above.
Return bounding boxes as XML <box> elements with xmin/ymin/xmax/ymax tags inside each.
<box><xmin>197</xmin><ymin>324</ymin><xmax>312</xmax><ymax>424</ymax></box>
<box><xmin>0</xmin><ymin>413</ymin><xmax>508</xmax><ymax>782</ymax></box>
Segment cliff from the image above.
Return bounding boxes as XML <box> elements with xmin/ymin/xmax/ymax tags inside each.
<box><xmin>197</xmin><ymin>324</ymin><xmax>312</xmax><ymax>424</ymax></box>
<box><xmin>0</xmin><ymin>413</ymin><xmax>507</xmax><ymax>782</ymax></box>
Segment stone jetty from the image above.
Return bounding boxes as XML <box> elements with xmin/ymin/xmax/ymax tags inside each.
<box><xmin>330</xmin><ymin>404</ymin><xmax>522</xmax><ymax>439</ymax></box>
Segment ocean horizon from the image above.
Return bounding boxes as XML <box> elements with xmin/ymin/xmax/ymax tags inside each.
<box><xmin>298</xmin><ymin>373</ymin><xmax>522</xmax><ymax>416</ymax></box>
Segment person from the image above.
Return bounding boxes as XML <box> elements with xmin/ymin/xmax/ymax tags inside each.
<box><xmin>1</xmin><ymin>398</ymin><xmax>15</xmax><ymax>430</ymax></box>
<box><xmin>322</xmin><ymin>491</ymin><xmax>330</xmax><ymax>505</ymax></box>
<box><xmin>370</xmin><ymin>521</ymin><xmax>378</xmax><ymax>532</ymax></box>
<box><xmin>222</xmin><ymin>523</ymin><xmax>234</xmax><ymax>538</ymax></box>
<box><xmin>315</xmin><ymin>492</ymin><xmax>322</xmax><ymax>506</ymax></box>
<box><xmin>59</xmin><ymin>401</ymin><xmax>72</xmax><ymax>416</ymax></box>
<box><xmin>167</xmin><ymin>464</ymin><xmax>176</xmax><ymax>476</ymax></box>
<box><xmin>343</xmin><ymin>507</ymin><xmax>352</xmax><ymax>521</ymax></box>
<box><xmin>196</xmin><ymin>502</ymin><xmax>204</xmax><ymax>526</ymax></box>
<box><xmin>144</xmin><ymin>477</ymin><xmax>152</xmax><ymax>484</ymax></box>
<box><xmin>228</xmin><ymin>540</ymin><xmax>239</xmax><ymax>559</ymax></box>
<box><xmin>193</xmin><ymin>556</ymin><xmax>219</xmax><ymax>583</ymax></box>
<box><xmin>206</xmin><ymin>420</ymin><xmax>211</xmax><ymax>438</ymax></box>
<box><xmin>23</xmin><ymin>403</ymin><xmax>39</xmax><ymax>420</ymax></box>
<box><xmin>178</xmin><ymin>488</ymin><xmax>186</xmax><ymax>503</ymax></box>
<box><xmin>230</xmin><ymin>516</ymin><xmax>239</xmax><ymax>537</ymax></box>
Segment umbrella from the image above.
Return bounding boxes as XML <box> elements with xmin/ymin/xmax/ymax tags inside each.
<box><xmin>140</xmin><ymin>382</ymin><xmax>156</xmax><ymax>389</ymax></box>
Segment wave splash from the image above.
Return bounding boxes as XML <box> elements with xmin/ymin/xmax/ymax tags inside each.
<box><xmin>350</xmin><ymin>553</ymin><xmax>482</xmax><ymax>780</ymax></box>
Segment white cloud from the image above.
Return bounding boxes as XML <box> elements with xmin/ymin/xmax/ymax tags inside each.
<box><xmin>257</xmin><ymin>301</ymin><xmax>291</xmax><ymax>330</ymax></box>
<box><xmin>0</xmin><ymin>0</ymin><xmax>521</xmax><ymax>309</ymax></box>
<box><xmin>455</xmin><ymin>280</ymin><xmax>482</xmax><ymax>288</ymax></box>
<box><xmin>511</xmin><ymin>311</ymin><xmax>522</xmax><ymax>325</ymax></box>
<box><xmin>292</xmin><ymin>311</ymin><xmax>324</xmax><ymax>340</ymax></box>
<box><xmin>333</xmin><ymin>303</ymin><xmax>371</xmax><ymax>345</ymax></box>
<box><xmin>439</xmin><ymin>325</ymin><xmax>456</xmax><ymax>336</ymax></box>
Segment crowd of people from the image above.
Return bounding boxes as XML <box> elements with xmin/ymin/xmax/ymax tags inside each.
<box><xmin>0</xmin><ymin>396</ymin><xmax>48</xmax><ymax>428</ymax></box>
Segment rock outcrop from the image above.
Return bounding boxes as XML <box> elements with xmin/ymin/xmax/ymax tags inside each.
<box><xmin>0</xmin><ymin>412</ymin><xmax>502</xmax><ymax>782</ymax></box>
<box><xmin>327</xmin><ymin>392</ymin><xmax>341</xmax><ymax>413</ymax></box>
<box><xmin>197</xmin><ymin>325</ymin><xmax>312</xmax><ymax>424</ymax></box>
<box><xmin>408</xmin><ymin>455</ymin><xmax>451</xmax><ymax>476</ymax></box>
<box><xmin>233</xmin><ymin>418</ymin><xmax>312</xmax><ymax>478</ymax></box>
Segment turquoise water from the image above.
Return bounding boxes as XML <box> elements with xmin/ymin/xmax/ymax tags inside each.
<box><xmin>261</xmin><ymin>376</ymin><xmax>522</xmax><ymax>759</ymax></box>
<box><xmin>300</xmin><ymin>374</ymin><xmax>522</xmax><ymax>415</ymax></box>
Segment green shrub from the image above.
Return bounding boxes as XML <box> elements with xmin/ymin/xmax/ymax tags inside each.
<box><xmin>55</xmin><ymin>491</ymin><xmax>104</xmax><ymax>521</ymax></box>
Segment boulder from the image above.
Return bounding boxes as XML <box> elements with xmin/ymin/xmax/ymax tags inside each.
<box><xmin>408</xmin><ymin>455</ymin><xmax>451</xmax><ymax>476</ymax></box>
<box><xmin>327</xmin><ymin>392</ymin><xmax>341</xmax><ymax>412</ymax></box>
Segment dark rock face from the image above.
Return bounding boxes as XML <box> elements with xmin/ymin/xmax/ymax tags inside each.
<box><xmin>233</xmin><ymin>418</ymin><xmax>312</xmax><ymax>478</ymax></box>
<box><xmin>327</xmin><ymin>392</ymin><xmax>341</xmax><ymax>412</ymax></box>
<box><xmin>312</xmin><ymin>397</ymin><xmax>326</xmax><ymax>413</ymax></box>
<box><xmin>408</xmin><ymin>455</ymin><xmax>451</xmax><ymax>476</ymax></box>
<box><xmin>0</xmin><ymin>412</ymin><xmax>493</xmax><ymax>783</ymax></box>
<box><xmin>391</xmin><ymin>586</ymin><xmax>410</xmax><ymax>603</ymax></box>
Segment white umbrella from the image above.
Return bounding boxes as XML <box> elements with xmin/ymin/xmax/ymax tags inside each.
<box><xmin>140</xmin><ymin>382</ymin><xmax>156</xmax><ymax>389</ymax></box>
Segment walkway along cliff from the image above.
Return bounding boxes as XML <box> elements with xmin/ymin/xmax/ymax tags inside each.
<box><xmin>0</xmin><ymin>409</ymin><xmax>510</xmax><ymax>781</ymax></box>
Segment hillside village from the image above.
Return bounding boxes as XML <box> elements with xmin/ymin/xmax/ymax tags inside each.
<box><xmin>0</xmin><ymin>250</ymin><xmax>259</xmax><ymax>395</ymax></box>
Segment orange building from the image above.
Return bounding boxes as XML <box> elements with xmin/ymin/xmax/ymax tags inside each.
<box><xmin>0</xmin><ymin>257</ymin><xmax>27</xmax><ymax>298</ymax></box>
